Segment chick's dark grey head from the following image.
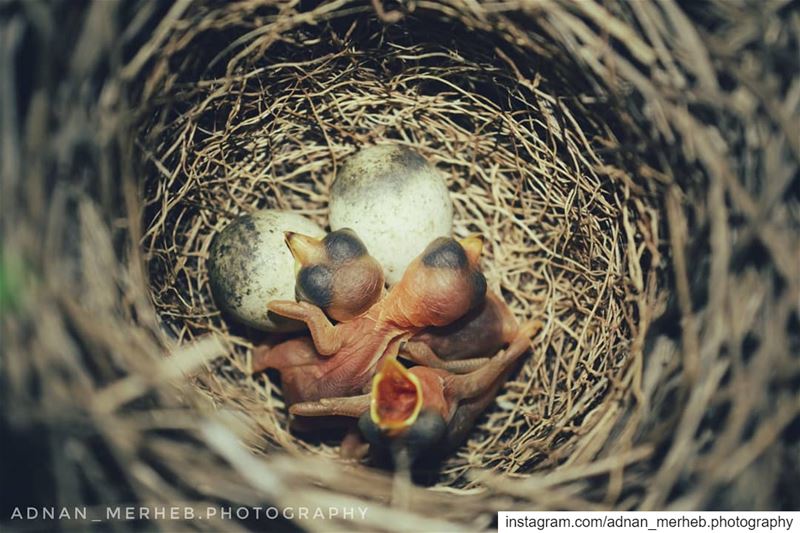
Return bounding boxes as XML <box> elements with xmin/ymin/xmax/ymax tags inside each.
<box><xmin>289</xmin><ymin>228</ymin><xmax>384</xmax><ymax>322</ymax></box>
<box><xmin>358</xmin><ymin>409</ymin><xmax>447</xmax><ymax>467</ymax></box>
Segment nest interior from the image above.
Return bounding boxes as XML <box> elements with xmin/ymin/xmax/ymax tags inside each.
<box><xmin>3</xmin><ymin>0</ymin><xmax>799</xmax><ymax>529</ymax></box>
<box><xmin>141</xmin><ymin>5</ymin><xmax>661</xmax><ymax>487</ymax></box>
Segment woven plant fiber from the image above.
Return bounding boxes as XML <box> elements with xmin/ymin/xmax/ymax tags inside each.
<box><xmin>1</xmin><ymin>1</ymin><xmax>798</xmax><ymax>531</ymax></box>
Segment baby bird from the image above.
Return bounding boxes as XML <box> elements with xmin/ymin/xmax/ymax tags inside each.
<box><xmin>252</xmin><ymin>236</ymin><xmax>487</xmax><ymax>407</ymax></box>
<box><xmin>290</xmin><ymin>320</ymin><xmax>541</xmax><ymax>466</ymax></box>
<box><xmin>400</xmin><ymin>290</ymin><xmax>522</xmax><ymax>372</ymax></box>
<box><xmin>285</xmin><ymin>229</ymin><xmax>524</xmax><ymax>374</ymax></box>
<box><xmin>286</xmin><ymin>228</ymin><xmax>384</xmax><ymax>322</ymax></box>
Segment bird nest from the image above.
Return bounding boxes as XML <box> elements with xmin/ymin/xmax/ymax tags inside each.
<box><xmin>141</xmin><ymin>4</ymin><xmax>662</xmax><ymax>486</ymax></box>
<box><xmin>3</xmin><ymin>0</ymin><xmax>798</xmax><ymax>530</ymax></box>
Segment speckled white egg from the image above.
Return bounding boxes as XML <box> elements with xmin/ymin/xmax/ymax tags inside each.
<box><xmin>329</xmin><ymin>145</ymin><xmax>453</xmax><ymax>285</ymax></box>
<box><xmin>207</xmin><ymin>210</ymin><xmax>325</xmax><ymax>331</ymax></box>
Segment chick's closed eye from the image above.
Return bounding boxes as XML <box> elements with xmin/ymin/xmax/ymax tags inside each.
<box><xmin>296</xmin><ymin>264</ymin><xmax>334</xmax><ymax>309</ymax></box>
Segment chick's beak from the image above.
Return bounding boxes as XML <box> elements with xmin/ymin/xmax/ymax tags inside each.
<box><xmin>370</xmin><ymin>358</ymin><xmax>423</xmax><ymax>434</ymax></box>
<box><xmin>285</xmin><ymin>232</ymin><xmax>324</xmax><ymax>269</ymax></box>
<box><xmin>458</xmin><ymin>235</ymin><xmax>484</xmax><ymax>267</ymax></box>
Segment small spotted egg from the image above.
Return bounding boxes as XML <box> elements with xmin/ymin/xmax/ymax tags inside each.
<box><xmin>207</xmin><ymin>210</ymin><xmax>325</xmax><ymax>331</ymax></box>
<box><xmin>329</xmin><ymin>145</ymin><xmax>453</xmax><ymax>285</ymax></box>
